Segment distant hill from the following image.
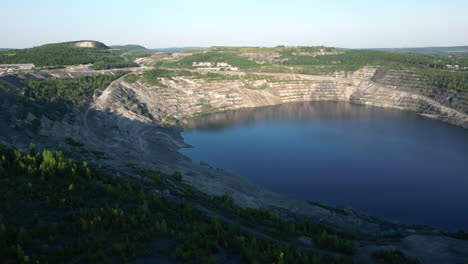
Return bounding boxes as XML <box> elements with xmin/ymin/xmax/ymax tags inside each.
<box><xmin>150</xmin><ymin>47</ymin><xmax>207</xmax><ymax>52</ymax></box>
<box><xmin>0</xmin><ymin>40</ymin><xmax>139</xmax><ymax>69</ymax></box>
<box><xmin>110</xmin><ymin>44</ymin><xmax>147</xmax><ymax>50</ymax></box>
<box><xmin>370</xmin><ymin>46</ymin><xmax>468</xmax><ymax>54</ymax></box>
<box><xmin>110</xmin><ymin>45</ymin><xmax>205</xmax><ymax>52</ymax></box>
<box><xmin>39</xmin><ymin>40</ymin><xmax>110</xmax><ymax>49</ymax></box>
<box><xmin>0</xmin><ymin>48</ymin><xmax>11</xmax><ymax>51</ymax></box>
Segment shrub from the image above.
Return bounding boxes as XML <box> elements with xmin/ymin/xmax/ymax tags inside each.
<box><xmin>29</xmin><ymin>118</ymin><xmax>41</xmax><ymax>133</ymax></box>
<box><xmin>372</xmin><ymin>249</ymin><xmax>420</xmax><ymax>264</ymax></box>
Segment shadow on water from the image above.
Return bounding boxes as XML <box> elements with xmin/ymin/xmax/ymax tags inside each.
<box><xmin>185</xmin><ymin>101</ymin><xmax>431</xmax><ymax>131</ymax></box>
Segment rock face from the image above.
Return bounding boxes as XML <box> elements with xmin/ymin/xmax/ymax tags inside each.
<box><xmin>401</xmin><ymin>235</ymin><xmax>468</xmax><ymax>264</ymax></box>
<box><xmin>371</xmin><ymin>67</ymin><xmax>468</xmax><ymax>114</ymax></box>
<box><xmin>74</xmin><ymin>41</ymin><xmax>97</xmax><ymax>48</ymax></box>
<box><xmin>101</xmin><ymin>67</ymin><xmax>467</xmax><ymax>128</ymax></box>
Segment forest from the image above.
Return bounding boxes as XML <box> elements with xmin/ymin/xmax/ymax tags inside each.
<box><xmin>20</xmin><ymin>72</ymin><xmax>128</xmax><ymax>105</ymax></box>
<box><xmin>0</xmin><ymin>144</ymin><xmax>374</xmax><ymax>264</ymax></box>
<box><xmin>0</xmin><ymin>44</ymin><xmax>139</xmax><ymax>70</ymax></box>
<box><xmin>157</xmin><ymin>52</ymin><xmax>260</xmax><ymax>69</ymax></box>
<box><xmin>280</xmin><ymin>49</ymin><xmax>468</xmax><ymax>69</ymax></box>
<box><xmin>0</xmin><ymin>139</ymin><xmax>431</xmax><ymax>263</ymax></box>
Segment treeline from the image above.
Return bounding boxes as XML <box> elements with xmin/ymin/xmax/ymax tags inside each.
<box><xmin>22</xmin><ymin>72</ymin><xmax>128</xmax><ymax>105</ymax></box>
<box><xmin>119</xmin><ymin>50</ymin><xmax>155</xmax><ymax>60</ymax></box>
<box><xmin>281</xmin><ymin>50</ymin><xmax>434</xmax><ymax>67</ymax></box>
<box><xmin>275</xmin><ymin>50</ymin><xmax>468</xmax><ymax>89</ymax></box>
<box><xmin>207</xmin><ymin>46</ymin><xmax>335</xmax><ymax>54</ymax></box>
<box><xmin>278</xmin><ymin>46</ymin><xmax>335</xmax><ymax>56</ymax></box>
<box><xmin>140</xmin><ymin>68</ymin><xmax>287</xmax><ymax>86</ymax></box>
<box><xmin>0</xmin><ymin>144</ymin><xmax>361</xmax><ymax>263</ymax></box>
<box><xmin>280</xmin><ymin>49</ymin><xmax>468</xmax><ymax>70</ymax></box>
<box><xmin>109</xmin><ymin>45</ymin><xmax>147</xmax><ymax>51</ymax></box>
<box><xmin>93</xmin><ymin>61</ymin><xmax>139</xmax><ymax>70</ymax></box>
<box><xmin>0</xmin><ymin>46</ymin><xmax>110</xmax><ymax>66</ymax></box>
<box><xmin>141</xmin><ymin>68</ymin><xmax>183</xmax><ymax>86</ymax></box>
<box><xmin>374</xmin><ymin>66</ymin><xmax>468</xmax><ymax>92</ymax></box>
<box><xmin>420</xmin><ymin>68</ymin><xmax>468</xmax><ymax>91</ymax></box>
<box><xmin>0</xmin><ymin>45</ymin><xmax>139</xmax><ymax>69</ymax></box>
<box><xmin>158</xmin><ymin>52</ymin><xmax>260</xmax><ymax>69</ymax></box>
<box><xmin>141</xmin><ymin>68</ymin><xmax>229</xmax><ymax>85</ymax></box>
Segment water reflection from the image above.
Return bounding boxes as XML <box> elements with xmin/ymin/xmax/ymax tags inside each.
<box><xmin>185</xmin><ymin>102</ymin><xmax>417</xmax><ymax>131</ymax></box>
<box><xmin>181</xmin><ymin>102</ymin><xmax>468</xmax><ymax>230</ymax></box>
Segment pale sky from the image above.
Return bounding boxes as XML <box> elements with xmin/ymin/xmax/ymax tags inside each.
<box><xmin>2</xmin><ymin>0</ymin><xmax>468</xmax><ymax>49</ymax></box>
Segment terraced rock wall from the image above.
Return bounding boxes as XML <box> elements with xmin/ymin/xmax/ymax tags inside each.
<box><xmin>98</xmin><ymin>67</ymin><xmax>467</xmax><ymax>128</ymax></box>
<box><xmin>371</xmin><ymin>67</ymin><xmax>468</xmax><ymax>114</ymax></box>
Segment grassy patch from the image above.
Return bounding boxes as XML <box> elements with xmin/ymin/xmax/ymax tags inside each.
<box><xmin>243</xmin><ymin>82</ymin><xmax>269</xmax><ymax>90</ymax></box>
<box><xmin>201</xmin><ymin>104</ymin><xmax>213</xmax><ymax>109</ymax></box>
<box><xmin>192</xmin><ymin>105</ymin><xmax>229</xmax><ymax>117</ymax></box>
<box><xmin>124</xmin><ymin>74</ymin><xmax>140</xmax><ymax>83</ymax></box>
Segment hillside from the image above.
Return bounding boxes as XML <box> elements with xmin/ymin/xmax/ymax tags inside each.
<box><xmin>110</xmin><ymin>44</ymin><xmax>148</xmax><ymax>50</ymax></box>
<box><xmin>0</xmin><ymin>143</ymin><xmax>383</xmax><ymax>264</ymax></box>
<box><xmin>150</xmin><ymin>47</ymin><xmax>207</xmax><ymax>52</ymax></box>
<box><xmin>370</xmin><ymin>45</ymin><xmax>468</xmax><ymax>54</ymax></box>
<box><xmin>0</xmin><ymin>40</ymin><xmax>138</xmax><ymax>69</ymax></box>
<box><xmin>154</xmin><ymin>46</ymin><xmax>467</xmax><ymax>92</ymax></box>
<box><xmin>41</xmin><ymin>40</ymin><xmax>110</xmax><ymax>49</ymax></box>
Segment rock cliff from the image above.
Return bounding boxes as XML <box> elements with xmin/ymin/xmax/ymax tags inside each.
<box><xmin>97</xmin><ymin>67</ymin><xmax>467</xmax><ymax>128</ymax></box>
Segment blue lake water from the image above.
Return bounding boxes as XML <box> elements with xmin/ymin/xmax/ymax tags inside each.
<box><xmin>180</xmin><ymin>102</ymin><xmax>468</xmax><ymax>231</ymax></box>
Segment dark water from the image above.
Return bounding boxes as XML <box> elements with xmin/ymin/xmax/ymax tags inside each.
<box><xmin>180</xmin><ymin>102</ymin><xmax>468</xmax><ymax>231</ymax></box>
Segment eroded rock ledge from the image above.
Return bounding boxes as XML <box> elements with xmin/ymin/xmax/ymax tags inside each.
<box><xmin>99</xmin><ymin>67</ymin><xmax>467</xmax><ymax>128</ymax></box>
